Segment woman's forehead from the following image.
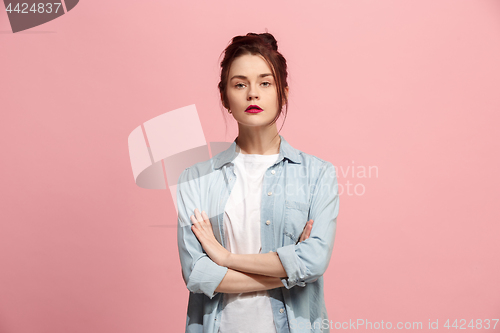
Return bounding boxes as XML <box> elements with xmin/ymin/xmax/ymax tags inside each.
<box><xmin>229</xmin><ymin>54</ymin><xmax>272</xmax><ymax>77</ymax></box>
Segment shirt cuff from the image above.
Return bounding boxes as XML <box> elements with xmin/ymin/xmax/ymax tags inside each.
<box><xmin>276</xmin><ymin>244</ymin><xmax>307</xmax><ymax>289</ymax></box>
<box><xmin>186</xmin><ymin>256</ymin><xmax>228</xmax><ymax>299</ymax></box>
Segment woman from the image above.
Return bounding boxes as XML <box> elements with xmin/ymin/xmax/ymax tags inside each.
<box><xmin>176</xmin><ymin>32</ymin><xmax>340</xmax><ymax>333</ymax></box>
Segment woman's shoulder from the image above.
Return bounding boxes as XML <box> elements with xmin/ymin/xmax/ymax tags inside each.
<box><xmin>178</xmin><ymin>153</ymin><xmax>221</xmax><ymax>184</ymax></box>
<box><xmin>281</xmin><ymin>135</ymin><xmax>333</xmax><ymax>170</ymax></box>
<box><xmin>294</xmin><ymin>148</ymin><xmax>335</xmax><ymax>171</ymax></box>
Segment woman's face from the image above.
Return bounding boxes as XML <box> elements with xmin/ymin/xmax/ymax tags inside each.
<box><xmin>225</xmin><ymin>53</ymin><xmax>287</xmax><ymax>129</ymax></box>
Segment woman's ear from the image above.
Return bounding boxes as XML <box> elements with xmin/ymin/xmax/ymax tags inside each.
<box><xmin>220</xmin><ymin>93</ymin><xmax>228</xmax><ymax>109</ymax></box>
<box><xmin>282</xmin><ymin>86</ymin><xmax>289</xmax><ymax>105</ymax></box>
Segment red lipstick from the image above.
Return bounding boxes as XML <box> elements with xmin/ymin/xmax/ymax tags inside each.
<box><xmin>245</xmin><ymin>105</ymin><xmax>263</xmax><ymax>113</ymax></box>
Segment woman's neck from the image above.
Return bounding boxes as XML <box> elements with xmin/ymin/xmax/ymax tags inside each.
<box><xmin>236</xmin><ymin>133</ymin><xmax>281</xmax><ymax>155</ymax></box>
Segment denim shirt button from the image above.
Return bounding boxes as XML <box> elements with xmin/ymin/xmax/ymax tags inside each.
<box><xmin>267</xmin><ymin>191</ymin><xmax>272</xmax><ymax>196</ymax></box>
<box><xmin>279</xmin><ymin>308</ymin><xmax>285</xmax><ymax>313</ymax></box>
<box><xmin>265</xmin><ymin>220</ymin><xmax>271</xmax><ymax>225</ymax></box>
<box><xmin>271</xmin><ymin>170</ymin><xmax>276</xmax><ymax>175</ymax></box>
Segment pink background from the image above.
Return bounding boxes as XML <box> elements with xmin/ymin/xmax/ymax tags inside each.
<box><xmin>1</xmin><ymin>0</ymin><xmax>499</xmax><ymax>332</ymax></box>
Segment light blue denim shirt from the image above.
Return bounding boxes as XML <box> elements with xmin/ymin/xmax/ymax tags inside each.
<box><xmin>176</xmin><ymin>134</ymin><xmax>340</xmax><ymax>333</ymax></box>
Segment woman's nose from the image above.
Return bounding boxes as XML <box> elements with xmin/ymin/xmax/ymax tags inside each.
<box><xmin>247</xmin><ymin>85</ymin><xmax>259</xmax><ymax>100</ymax></box>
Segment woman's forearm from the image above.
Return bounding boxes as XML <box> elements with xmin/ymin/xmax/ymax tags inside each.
<box><xmin>215</xmin><ymin>268</ymin><xmax>284</xmax><ymax>293</ymax></box>
<box><xmin>225</xmin><ymin>251</ymin><xmax>288</xmax><ymax>278</ymax></box>
<box><xmin>190</xmin><ymin>209</ymin><xmax>310</xmax><ymax>279</ymax></box>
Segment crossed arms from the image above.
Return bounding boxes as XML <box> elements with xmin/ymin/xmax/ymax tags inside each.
<box><xmin>189</xmin><ymin>208</ymin><xmax>314</xmax><ymax>294</ymax></box>
<box><xmin>176</xmin><ymin>162</ymin><xmax>339</xmax><ymax>298</ymax></box>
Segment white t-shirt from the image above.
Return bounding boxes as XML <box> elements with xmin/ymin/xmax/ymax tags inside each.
<box><xmin>218</xmin><ymin>150</ymin><xmax>280</xmax><ymax>333</ymax></box>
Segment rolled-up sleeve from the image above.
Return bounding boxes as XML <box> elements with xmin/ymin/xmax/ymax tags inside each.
<box><xmin>276</xmin><ymin>161</ymin><xmax>339</xmax><ymax>289</ymax></box>
<box><xmin>176</xmin><ymin>167</ymin><xmax>228</xmax><ymax>299</ymax></box>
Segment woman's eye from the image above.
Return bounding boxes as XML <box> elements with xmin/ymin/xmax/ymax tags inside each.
<box><xmin>235</xmin><ymin>82</ymin><xmax>271</xmax><ymax>88</ymax></box>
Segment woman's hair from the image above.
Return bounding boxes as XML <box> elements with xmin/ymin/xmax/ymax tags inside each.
<box><xmin>218</xmin><ymin>32</ymin><xmax>289</xmax><ymax>137</ymax></box>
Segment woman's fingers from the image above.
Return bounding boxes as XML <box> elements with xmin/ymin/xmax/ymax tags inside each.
<box><xmin>191</xmin><ymin>208</ymin><xmax>211</xmax><ymax>232</ymax></box>
<box><xmin>305</xmin><ymin>220</ymin><xmax>313</xmax><ymax>238</ymax></box>
<box><xmin>190</xmin><ymin>214</ymin><xmax>199</xmax><ymax>226</ymax></box>
<box><xmin>194</xmin><ymin>208</ymin><xmax>203</xmax><ymax>222</ymax></box>
<box><xmin>298</xmin><ymin>220</ymin><xmax>314</xmax><ymax>243</ymax></box>
<box><xmin>201</xmin><ymin>210</ymin><xmax>210</xmax><ymax>222</ymax></box>
<box><xmin>304</xmin><ymin>220</ymin><xmax>312</xmax><ymax>239</ymax></box>
<box><xmin>190</xmin><ymin>209</ymin><xmax>203</xmax><ymax>235</ymax></box>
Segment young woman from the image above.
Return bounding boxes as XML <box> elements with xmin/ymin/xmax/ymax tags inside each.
<box><xmin>176</xmin><ymin>32</ymin><xmax>340</xmax><ymax>333</ymax></box>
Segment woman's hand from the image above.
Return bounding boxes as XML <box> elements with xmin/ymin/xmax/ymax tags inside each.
<box><xmin>191</xmin><ymin>207</ymin><xmax>313</xmax><ymax>267</ymax></box>
<box><xmin>297</xmin><ymin>219</ymin><xmax>314</xmax><ymax>243</ymax></box>
<box><xmin>190</xmin><ymin>208</ymin><xmax>231</xmax><ymax>267</ymax></box>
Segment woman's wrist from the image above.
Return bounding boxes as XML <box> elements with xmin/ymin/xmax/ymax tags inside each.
<box><xmin>224</xmin><ymin>252</ymin><xmax>235</xmax><ymax>269</ymax></box>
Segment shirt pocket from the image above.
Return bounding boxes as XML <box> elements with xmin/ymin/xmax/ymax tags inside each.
<box><xmin>283</xmin><ymin>199</ymin><xmax>310</xmax><ymax>244</ymax></box>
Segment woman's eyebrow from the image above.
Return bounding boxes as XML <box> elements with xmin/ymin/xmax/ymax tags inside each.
<box><xmin>230</xmin><ymin>73</ymin><xmax>273</xmax><ymax>81</ymax></box>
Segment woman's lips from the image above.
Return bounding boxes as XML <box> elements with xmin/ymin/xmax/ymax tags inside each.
<box><xmin>245</xmin><ymin>105</ymin><xmax>263</xmax><ymax>113</ymax></box>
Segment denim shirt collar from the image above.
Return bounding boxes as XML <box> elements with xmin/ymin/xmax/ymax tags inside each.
<box><xmin>213</xmin><ymin>134</ymin><xmax>301</xmax><ymax>170</ymax></box>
